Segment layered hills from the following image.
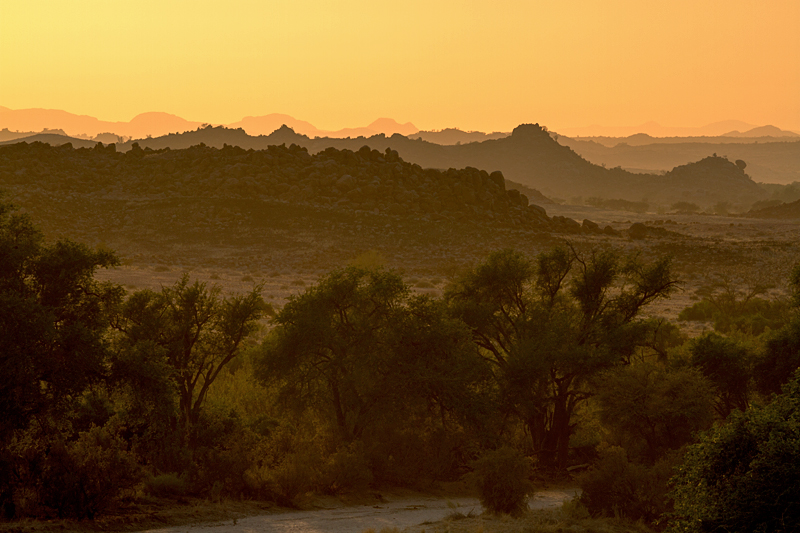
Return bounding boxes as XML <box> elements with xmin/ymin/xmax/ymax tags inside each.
<box><xmin>89</xmin><ymin>123</ymin><xmax>766</xmax><ymax>208</ymax></box>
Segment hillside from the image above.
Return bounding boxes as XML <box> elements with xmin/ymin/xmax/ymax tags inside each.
<box><xmin>746</xmin><ymin>199</ymin><xmax>800</xmax><ymax>219</ymax></box>
<box><xmin>560</xmin><ymin>136</ymin><xmax>800</xmax><ymax>185</ymax></box>
<box><xmin>2</xmin><ymin>141</ymin><xmax>610</xmax><ymax>274</ymax></box>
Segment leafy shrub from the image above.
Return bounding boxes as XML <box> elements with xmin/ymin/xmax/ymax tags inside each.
<box><xmin>755</xmin><ymin>318</ymin><xmax>800</xmax><ymax>397</ymax></box>
<box><xmin>679</xmin><ymin>296</ymin><xmax>789</xmax><ymax>335</ymax></box>
<box><xmin>267</xmin><ymin>447</ymin><xmax>322</xmax><ymax>506</ymax></box>
<box><xmin>321</xmin><ymin>442</ymin><xmax>373</xmax><ymax>494</ymax></box>
<box><xmin>39</xmin><ymin>427</ymin><xmax>141</xmax><ymax>519</ymax></box>
<box><xmin>668</xmin><ymin>371</ymin><xmax>800</xmax><ymax>533</ymax></box>
<box><xmin>579</xmin><ymin>446</ymin><xmax>675</xmax><ymax>525</ymax></box>
<box><xmin>470</xmin><ymin>446</ymin><xmax>533</xmax><ymax>515</ymax></box>
<box><xmin>144</xmin><ymin>473</ymin><xmax>187</xmax><ymax>498</ymax></box>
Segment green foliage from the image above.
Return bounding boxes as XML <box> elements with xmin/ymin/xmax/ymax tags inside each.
<box><xmin>0</xmin><ymin>200</ymin><xmax>120</xmax><ymax>440</ymax></box>
<box><xmin>256</xmin><ymin>266</ymin><xmax>487</xmax><ymax>481</ymax></box>
<box><xmin>0</xmin><ymin>199</ymin><xmax>124</xmax><ymax>519</ymax></box>
<box><xmin>579</xmin><ymin>446</ymin><xmax>676</xmax><ymax>525</ymax></box>
<box><xmin>114</xmin><ymin>275</ymin><xmax>267</xmax><ymax>431</ymax></box>
<box><xmin>668</xmin><ymin>371</ymin><xmax>800</xmax><ymax>533</ymax></box>
<box><xmin>471</xmin><ymin>447</ymin><xmax>533</xmax><ymax>516</ymax></box>
<box><xmin>320</xmin><ymin>442</ymin><xmax>373</xmax><ymax>494</ymax></box>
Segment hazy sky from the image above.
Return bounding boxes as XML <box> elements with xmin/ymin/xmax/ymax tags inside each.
<box><xmin>2</xmin><ymin>0</ymin><xmax>798</xmax><ymax>132</ymax></box>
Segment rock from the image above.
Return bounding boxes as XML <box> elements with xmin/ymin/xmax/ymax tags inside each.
<box><xmin>336</xmin><ymin>174</ymin><xmax>357</xmax><ymax>191</ymax></box>
<box><xmin>628</xmin><ymin>222</ymin><xmax>648</xmax><ymax>240</ymax></box>
<box><xmin>582</xmin><ymin>219</ymin><xmax>600</xmax><ymax>232</ymax></box>
<box><xmin>603</xmin><ymin>225</ymin><xmax>620</xmax><ymax>236</ymax></box>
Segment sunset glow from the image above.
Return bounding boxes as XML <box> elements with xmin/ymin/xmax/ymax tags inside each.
<box><xmin>2</xmin><ymin>0</ymin><xmax>799</xmax><ymax>132</ymax></box>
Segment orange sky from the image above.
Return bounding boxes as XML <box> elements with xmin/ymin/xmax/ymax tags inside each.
<box><xmin>2</xmin><ymin>0</ymin><xmax>798</xmax><ymax>133</ymax></box>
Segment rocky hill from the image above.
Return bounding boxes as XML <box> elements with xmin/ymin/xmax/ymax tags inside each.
<box><xmin>746</xmin><ymin>199</ymin><xmax>800</xmax><ymax>219</ymax></box>
<box><xmin>560</xmin><ymin>136</ymin><xmax>800</xmax><ymax>185</ymax></box>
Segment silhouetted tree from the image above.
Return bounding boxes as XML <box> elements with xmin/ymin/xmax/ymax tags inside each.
<box><xmin>445</xmin><ymin>247</ymin><xmax>677</xmax><ymax>470</ymax></box>
<box><xmin>114</xmin><ymin>276</ymin><xmax>266</xmax><ymax>435</ymax></box>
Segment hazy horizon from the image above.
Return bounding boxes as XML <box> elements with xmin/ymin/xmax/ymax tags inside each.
<box><xmin>2</xmin><ymin>105</ymin><xmax>799</xmax><ymax>141</ymax></box>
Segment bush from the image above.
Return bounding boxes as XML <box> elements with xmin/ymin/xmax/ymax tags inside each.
<box><xmin>321</xmin><ymin>442</ymin><xmax>373</xmax><ymax>494</ymax></box>
<box><xmin>144</xmin><ymin>473</ymin><xmax>187</xmax><ymax>499</ymax></box>
<box><xmin>668</xmin><ymin>371</ymin><xmax>800</xmax><ymax>533</ymax></box>
<box><xmin>39</xmin><ymin>427</ymin><xmax>141</xmax><ymax>519</ymax></box>
<box><xmin>579</xmin><ymin>446</ymin><xmax>675</xmax><ymax>525</ymax></box>
<box><xmin>470</xmin><ymin>446</ymin><xmax>533</xmax><ymax>515</ymax></box>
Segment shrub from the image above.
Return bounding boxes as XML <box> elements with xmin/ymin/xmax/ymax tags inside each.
<box><xmin>668</xmin><ymin>371</ymin><xmax>800</xmax><ymax>533</ymax></box>
<box><xmin>144</xmin><ymin>473</ymin><xmax>187</xmax><ymax>498</ymax></box>
<box><xmin>321</xmin><ymin>442</ymin><xmax>373</xmax><ymax>494</ymax></box>
<box><xmin>470</xmin><ymin>446</ymin><xmax>533</xmax><ymax>515</ymax></box>
<box><xmin>39</xmin><ymin>427</ymin><xmax>141</xmax><ymax>519</ymax></box>
<box><xmin>579</xmin><ymin>446</ymin><xmax>676</xmax><ymax>525</ymax></box>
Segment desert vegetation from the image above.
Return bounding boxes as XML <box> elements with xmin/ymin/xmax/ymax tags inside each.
<box><xmin>1</xmin><ymin>136</ymin><xmax>800</xmax><ymax>533</ymax></box>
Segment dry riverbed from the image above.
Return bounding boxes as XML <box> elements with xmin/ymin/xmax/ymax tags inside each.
<box><xmin>137</xmin><ymin>488</ymin><xmax>580</xmax><ymax>533</ymax></box>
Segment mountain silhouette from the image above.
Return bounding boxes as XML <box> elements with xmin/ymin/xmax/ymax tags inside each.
<box><xmin>722</xmin><ymin>125</ymin><xmax>799</xmax><ymax>138</ymax></box>
<box><xmin>0</xmin><ymin>107</ymin><xmax>203</xmax><ymax>138</ymax></box>
<box><xmin>559</xmin><ymin>120</ymin><xmax>766</xmax><ymax>138</ymax></box>
<box><xmin>227</xmin><ymin>114</ymin><xmax>321</xmax><ymax>137</ymax></box>
<box><xmin>0</xmin><ymin>106</ymin><xmax>419</xmax><ymax>141</ymax></box>
<box><xmin>104</xmin><ymin>123</ymin><xmax>767</xmax><ymax>207</ymax></box>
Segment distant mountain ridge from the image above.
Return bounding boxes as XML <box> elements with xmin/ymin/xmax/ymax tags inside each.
<box><xmin>558</xmin><ymin>120</ymin><xmax>800</xmax><ymax>138</ymax></box>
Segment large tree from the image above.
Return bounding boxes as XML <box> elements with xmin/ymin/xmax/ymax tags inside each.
<box><xmin>113</xmin><ymin>275</ymin><xmax>266</xmax><ymax>434</ymax></box>
<box><xmin>0</xmin><ymin>199</ymin><xmax>121</xmax><ymax>518</ymax></box>
<box><xmin>445</xmin><ymin>247</ymin><xmax>677</xmax><ymax>470</ymax></box>
<box><xmin>256</xmin><ymin>266</ymin><xmax>486</xmax><ymax>444</ymax></box>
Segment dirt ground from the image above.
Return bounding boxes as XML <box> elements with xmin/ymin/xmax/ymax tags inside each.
<box><xmin>135</xmin><ymin>488</ymin><xmax>581</xmax><ymax>533</ymax></box>
<box><xmin>0</xmin><ymin>488</ymin><xmax>582</xmax><ymax>533</ymax></box>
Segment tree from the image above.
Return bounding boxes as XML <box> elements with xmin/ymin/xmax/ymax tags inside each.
<box><xmin>256</xmin><ymin>267</ymin><xmax>486</xmax><ymax>445</ymax></box>
<box><xmin>113</xmin><ymin>275</ymin><xmax>266</xmax><ymax>434</ymax></box>
<box><xmin>445</xmin><ymin>247</ymin><xmax>678</xmax><ymax>470</ymax></box>
<box><xmin>0</xmin><ymin>199</ymin><xmax>121</xmax><ymax>518</ymax></box>
<box><xmin>595</xmin><ymin>362</ymin><xmax>714</xmax><ymax>463</ymax></box>
<box><xmin>669</xmin><ymin>370</ymin><xmax>800</xmax><ymax>533</ymax></box>
<box><xmin>0</xmin><ymin>200</ymin><xmax>120</xmax><ymax>439</ymax></box>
